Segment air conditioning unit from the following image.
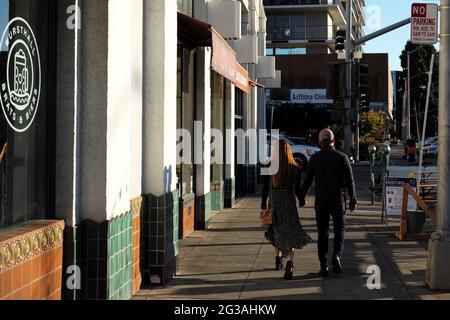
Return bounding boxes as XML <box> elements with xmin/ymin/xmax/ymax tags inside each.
<box><xmin>232</xmin><ymin>35</ymin><xmax>258</xmax><ymax>64</ymax></box>
<box><xmin>207</xmin><ymin>0</ymin><xmax>242</xmax><ymax>39</ymax></box>
<box><xmin>260</xmin><ymin>70</ymin><xmax>282</xmax><ymax>89</ymax></box>
<box><xmin>256</xmin><ymin>56</ymin><xmax>276</xmax><ymax>79</ymax></box>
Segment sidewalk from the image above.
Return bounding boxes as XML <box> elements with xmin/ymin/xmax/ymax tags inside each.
<box><xmin>133</xmin><ymin>166</ymin><xmax>450</xmax><ymax>300</ymax></box>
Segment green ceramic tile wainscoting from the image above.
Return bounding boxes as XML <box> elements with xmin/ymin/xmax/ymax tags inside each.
<box><xmin>210</xmin><ymin>181</ymin><xmax>224</xmax><ymax>212</ymax></box>
<box><xmin>143</xmin><ymin>191</ymin><xmax>179</xmax><ymax>285</ymax></box>
<box><xmin>108</xmin><ymin>212</ymin><xmax>133</xmax><ymax>300</ymax></box>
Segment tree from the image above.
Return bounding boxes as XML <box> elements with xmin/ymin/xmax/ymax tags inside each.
<box><xmin>360</xmin><ymin>110</ymin><xmax>386</xmax><ymax>141</ymax></box>
<box><xmin>359</xmin><ymin>110</ymin><xmax>387</xmax><ymax>160</ymax></box>
<box><xmin>399</xmin><ymin>41</ymin><xmax>439</xmax><ymax>138</ymax></box>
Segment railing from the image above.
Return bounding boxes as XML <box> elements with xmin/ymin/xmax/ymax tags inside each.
<box><xmin>263</xmin><ymin>0</ymin><xmax>338</xmax><ymax>5</ymax></box>
<box><xmin>267</xmin><ymin>25</ymin><xmax>336</xmax><ymax>41</ymax></box>
<box><xmin>395</xmin><ymin>171</ymin><xmax>438</xmax><ymax>241</ymax></box>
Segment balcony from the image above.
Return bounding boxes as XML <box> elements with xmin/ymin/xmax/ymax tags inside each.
<box><xmin>263</xmin><ymin>0</ymin><xmax>346</xmax><ymax>27</ymax></box>
<box><xmin>264</xmin><ymin>0</ymin><xmax>338</xmax><ymax>5</ymax></box>
<box><xmin>267</xmin><ymin>25</ymin><xmax>337</xmax><ymax>42</ymax></box>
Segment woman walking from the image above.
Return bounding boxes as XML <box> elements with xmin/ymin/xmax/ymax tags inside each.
<box><xmin>261</xmin><ymin>140</ymin><xmax>313</xmax><ymax>280</ymax></box>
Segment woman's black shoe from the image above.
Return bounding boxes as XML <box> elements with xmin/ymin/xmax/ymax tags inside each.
<box><xmin>276</xmin><ymin>256</ymin><xmax>284</xmax><ymax>271</ymax></box>
<box><xmin>332</xmin><ymin>256</ymin><xmax>343</xmax><ymax>274</ymax></box>
<box><xmin>319</xmin><ymin>266</ymin><xmax>329</xmax><ymax>277</ymax></box>
<box><xmin>284</xmin><ymin>261</ymin><xmax>294</xmax><ymax>280</ymax></box>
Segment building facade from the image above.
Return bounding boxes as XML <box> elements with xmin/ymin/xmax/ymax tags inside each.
<box><xmin>266</xmin><ymin>53</ymin><xmax>393</xmax><ymax>139</ymax></box>
<box><xmin>264</xmin><ymin>0</ymin><xmax>366</xmax><ymax>55</ymax></box>
<box><xmin>0</xmin><ymin>0</ymin><xmax>275</xmax><ymax>300</ymax></box>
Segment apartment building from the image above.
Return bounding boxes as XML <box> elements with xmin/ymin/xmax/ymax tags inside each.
<box><xmin>263</xmin><ymin>0</ymin><xmax>366</xmax><ymax>55</ymax></box>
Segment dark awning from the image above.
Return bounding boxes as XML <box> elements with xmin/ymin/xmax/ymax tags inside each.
<box><xmin>178</xmin><ymin>12</ymin><xmax>260</xmax><ymax>89</ymax></box>
<box><xmin>177</xmin><ymin>11</ymin><xmax>212</xmax><ymax>48</ymax></box>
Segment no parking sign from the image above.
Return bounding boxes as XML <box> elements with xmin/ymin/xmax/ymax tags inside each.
<box><xmin>411</xmin><ymin>3</ymin><xmax>439</xmax><ymax>45</ymax></box>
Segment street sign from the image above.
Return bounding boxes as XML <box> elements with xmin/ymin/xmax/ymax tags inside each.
<box><xmin>385</xmin><ymin>177</ymin><xmax>418</xmax><ymax>218</ymax></box>
<box><xmin>411</xmin><ymin>3</ymin><xmax>439</xmax><ymax>45</ymax></box>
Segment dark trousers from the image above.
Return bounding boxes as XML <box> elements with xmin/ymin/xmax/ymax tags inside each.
<box><xmin>315</xmin><ymin>200</ymin><xmax>346</xmax><ymax>267</ymax></box>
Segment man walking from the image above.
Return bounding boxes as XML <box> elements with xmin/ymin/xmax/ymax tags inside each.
<box><xmin>300</xmin><ymin>129</ymin><xmax>357</xmax><ymax>277</ymax></box>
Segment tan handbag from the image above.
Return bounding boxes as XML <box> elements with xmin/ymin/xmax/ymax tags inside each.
<box><xmin>260</xmin><ymin>209</ymin><xmax>273</xmax><ymax>227</ymax></box>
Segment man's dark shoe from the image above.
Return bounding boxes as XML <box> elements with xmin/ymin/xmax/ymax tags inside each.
<box><xmin>319</xmin><ymin>266</ymin><xmax>329</xmax><ymax>277</ymax></box>
<box><xmin>332</xmin><ymin>256</ymin><xmax>343</xmax><ymax>274</ymax></box>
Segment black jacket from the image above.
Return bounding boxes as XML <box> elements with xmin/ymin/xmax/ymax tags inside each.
<box><xmin>260</xmin><ymin>169</ymin><xmax>303</xmax><ymax>210</ymax></box>
<box><xmin>301</xmin><ymin>147</ymin><xmax>357</xmax><ymax>204</ymax></box>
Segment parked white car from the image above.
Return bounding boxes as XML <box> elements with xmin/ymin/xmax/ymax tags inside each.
<box><xmin>268</xmin><ymin>134</ymin><xmax>320</xmax><ymax>169</ymax></box>
<box><xmin>418</xmin><ymin>136</ymin><xmax>438</xmax><ymax>151</ymax></box>
<box><xmin>423</xmin><ymin>140</ymin><xmax>438</xmax><ymax>158</ymax></box>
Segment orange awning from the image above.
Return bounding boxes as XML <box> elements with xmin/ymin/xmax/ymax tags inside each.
<box><xmin>249</xmin><ymin>80</ymin><xmax>265</xmax><ymax>88</ymax></box>
<box><xmin>235</xmin><ymin>63</ymin><xmax>250</xmax><ymax>94</ymax></box>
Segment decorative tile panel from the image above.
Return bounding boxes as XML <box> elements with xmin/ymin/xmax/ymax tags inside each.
<box><xmin>0</xmin><ymin>220</ymin><xmax>65</xmax><ymax>300</ymax></box>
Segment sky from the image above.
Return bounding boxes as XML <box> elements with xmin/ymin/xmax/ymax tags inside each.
<box><xmin>364</xmin><ymin>0</ymin><xmax>440</xmax><ymax>71</ymax></box>
<box><xmin>0</xmin><ymin>0</ymin><xmax>7</xmax><ymax>52</ymax></box>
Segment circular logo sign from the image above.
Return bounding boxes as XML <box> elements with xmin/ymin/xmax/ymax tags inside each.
<box><xmin>0</xmin><ymin>17</ymin><xmax>41</xmax><ymax>133</ymax></box>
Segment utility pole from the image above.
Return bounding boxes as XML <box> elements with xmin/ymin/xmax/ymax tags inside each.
<box><xmin>337</xmin><ymin>15</ymin><xmax>411</xmax><ymax>157</ymax></box>
<box><xmin>344</xmin><ymin>0</ymin><xmax>353</xmax><ymax>158</ymax></box>
<box><xmin>355</xmin><ymin>13</ymin><xmax>361</xmax><ymax>163</ymax></box>
<box><xmin>407</xmin><ymin>53</ymin><xmax>412</xmax><ymax>140</ymax></box>
<box><xmin>427</xmin><ymin>0</ymin><xmax>450</xmax><ymax>291</ymax></box>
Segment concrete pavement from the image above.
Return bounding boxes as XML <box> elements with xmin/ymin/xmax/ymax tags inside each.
<box><xmin>133</xmin><ymin>165</ymin><xmax>450</xmax><ymax>300</ymax></box>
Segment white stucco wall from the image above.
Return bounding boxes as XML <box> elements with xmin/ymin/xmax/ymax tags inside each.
<box><xmin>55</xmin><ymin>0</ymin><xmax>82</xmax><ymax>227</ymax></box>
<box><xmin>106</xmin><ymin>0</ymin><xmax>146</xmax><ymax>219</ymax></box>
<box><xmin>225</xmin><ymin>82</ymin><xmax>236</xmax><ymax>179</ymax></box>
<box><xmin>142</xmin><ymin>0</ymin><xmax>178</xmax><ymax>196</ymax></box>
<box><xmin>79</xmin><ymin>0</ymin><xmax>108</xmax><ymax>223</ymax></box>
<box><xmin>130</xmin><ymin>0</ymin><xmax>143</xmax><ymax>200</ymax></box>
<box><xmin>196</xmin><ymin>47</ymin><xmax>212</xmax><ymax>196</ymax></box>
<box><xmin>106</xmin><ymin>0</ymin><xmax>132</xmax><ymax>219</ymax></box>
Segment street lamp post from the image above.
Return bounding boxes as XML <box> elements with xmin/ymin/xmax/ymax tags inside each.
<box><xmin>407</xmin><ymin>47</ymin><xmax>421</xmax><ymax>141</ymax></box>
<box><xmin>344</xmin><ymin>0</ymin><xmax>353</xmax><ymax>158</ymax></box>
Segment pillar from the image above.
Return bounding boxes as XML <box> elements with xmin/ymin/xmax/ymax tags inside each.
<box><xmin>225</xmin><ymin>81</ymin><xmax>236</xmax><ymax>208</ymax></box>
<box><xmin>142</xmin><ymin>0</ymin><xmax>179</xmax><ymax>286</ymax></box>
<box><xmin>194</xmin><ymin>47</ymin><xmax>212</xmax><ymax>229</ymax></box>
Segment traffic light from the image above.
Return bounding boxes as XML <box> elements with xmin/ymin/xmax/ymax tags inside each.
<box><xmin>335</xmin><ymin>29</ymin><xmax>346</xmax><ymax>52</ymax></box>
<box><xmin>360</xmin><ymin>94</ymin><xmax>370</xmax><ymax>112</ymax></box>
<box><xmin>359</xmin><ymin>64</ymin><xmax>369</xmax><ymax>112</ymax></box>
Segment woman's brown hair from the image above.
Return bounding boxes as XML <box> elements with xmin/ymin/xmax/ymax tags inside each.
<box><xmin>272</xmin><ymin>140</ymin><xmax>300</xmax><ymax>190</ymax></box>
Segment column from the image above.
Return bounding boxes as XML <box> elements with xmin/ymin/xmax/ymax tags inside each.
<box><xmin>195</xmin><ymin>47</ymin><xmax>213</xmax><ymax>229</ymax></box>
<box><xmin>427</xmin><ymin>0</ymin><xmax>450</xmax><ymax>290</ymax></box>
<box><xmin>225</xmin><ymin>82</ymin><xmax>236</xmax><ymax>208</ymax></box>
<box><xmin>142</xmin><ymin>0</ymin><xmax>179</xmax><ymax>286</ymax></box>
<box><xmin>55</xmin><ymin>0</ymin><xmax>82</xmax><ymax>300</ymax></box>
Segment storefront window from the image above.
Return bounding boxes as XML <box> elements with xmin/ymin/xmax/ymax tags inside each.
<box><xmin>210</xmin><ymin>72</ymin><xmax>225</xmax><ymax>184</ymax></box>
<box><xmin>176</xmin><ymin>46</ymin><xmax>195</xmax><ymax>197</ymax></box>
<box><xmin>0</xmin><ymin>0</ymin><xmax>54</xmax><ymax>228</ymax></box>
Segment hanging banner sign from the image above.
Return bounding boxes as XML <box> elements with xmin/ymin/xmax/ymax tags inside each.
<box><xmin>291</xmin><ymin>89</ymin><xmax>334</xmax><ymax>105</ymax></box>
<box><xmin>411</xmin><ymin>3</ymin><xmax>439</xmax><ymax>45</ymax></box>
<box><xmin>211</xmin><ymin>29</ymin><xmax>237</xmax><ymax>84</ymax></box>
<box><xmin>235</xmin><ymin>63</ymin><xmax>250</xmax><ymax>94</ymax></box>
<box><xmin>0</xmin><ymin>17</ymin><xmax>41</xmax><ymax>133</ymax></box>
